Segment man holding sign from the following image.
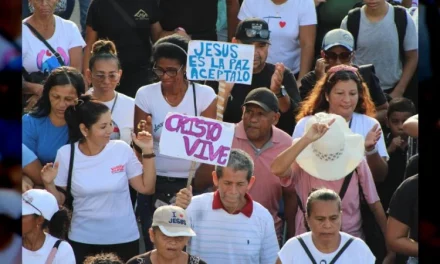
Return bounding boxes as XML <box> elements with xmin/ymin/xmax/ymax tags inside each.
<box><xmin>175</xmin><ymin>149</ymin><xmax>279</xmax><ymax>264</ymax></box>
<box><xmin>218</xmin><ymin>18</ymin><xmax>301</xmax><ymax>136</ymax></box>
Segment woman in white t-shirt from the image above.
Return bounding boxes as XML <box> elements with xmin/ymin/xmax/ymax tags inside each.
<box><xmin>238</xmin><ymin>0</ymin><xmax>317</xmax><ymax>84</ymax></box>
<box><xmin>293</xmin><ymin>65</ymin><xmax>389</xmax><ymax>182</ymax></box>
<box><xmin>22</xmin><ymin>189</ymin><xmax>75</xmax><ymax>264</ymax></box>
<box><xmin>134</xmin><ymin>35</ymin><xmax>216</xmax><ymax>208</ymax></box>
<box><xmin>276</xmin><ymin>188</ymin><xmax>375</xmax><ymax>264</ymax></box>
<box><xmin>41</xmin><ymin>95</ymin><xmax>157</xmax><ymax>263</ymax></box>
<box><xmin>85</xmin><ymin>40</ymin><xmax>134</xmax><ymax>145</ymax></box>
<box><xmin>22</xmin><ymin>0</ymin><xmax>85</xmax><ymax>104</ymax></box>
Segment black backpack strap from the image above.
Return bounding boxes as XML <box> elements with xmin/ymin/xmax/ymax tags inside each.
<box><xmin>297</xmin><ymin>237</ymin><xmax>318</xmax><ymax>264</ymax></box>
<box><xmin>66</xmin><ymin>142</ymin><xmax>75</xmax><ymax>210</ymax></box>
<box><xmin>393</xmin><ymin>5</ymin><xmax>408</xmax><ymax>63</ymax></box>
<box><xmin>23</xmin><ymin>22</ymin><xmax>65</xmax><ymax>66</ymax></box>
<box><xmin>329</xmin><ymin>237</ymin><xmax>355</xmax><ymax>264</ymax></box>
<box><xmin>53</xmin><ymin>240</ymin><xmax>62</xmax><ymax>249</ymax></box>
<box><xmin>339</xmin><ymin>171</ymin><xmax>354</xmax><ymax>200</ymax></box>
<box><xmin>346</xmin><ymin>7</ymin><xmax>361</xmax><ymax>50</ymax></box>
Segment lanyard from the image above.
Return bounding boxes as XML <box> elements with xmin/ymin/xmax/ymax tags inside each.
<box><xmin>110</xmin><ymin>92</ymin><xmax>118</xmax><ymax>114</ymax></box>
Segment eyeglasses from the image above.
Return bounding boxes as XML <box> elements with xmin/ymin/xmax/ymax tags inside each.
<box><xmin>152</xmin><ymin>65</ymin><xmax>183</xmax><ymax>77</ymax></box>
<box><xmin>324</xmin><ymin>51</ymin><xmax>352</xmax><ymax>62</ymax></box>
<box><xmin>91</xmin><ymin>73</ymin><xmax>120</xmax><ymax>83</ymax></box>
<box><xmin>245</xmin><ymin>28</ymin><xmax>270</xmax><ymax>39</ymax></box>
<box><xmin>23</xmin><ymin>197</ymin><xmax>43</xmax><ymax>217</ymax></box>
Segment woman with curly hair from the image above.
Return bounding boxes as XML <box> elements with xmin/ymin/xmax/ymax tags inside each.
<box><xmin>293</xmin><ymin>65</ymin><xmax>388</xmax><ymax>182</ymax></box>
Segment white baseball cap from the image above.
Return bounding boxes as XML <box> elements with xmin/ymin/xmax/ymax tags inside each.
<box><xmin>22</xmin><ymin>189</ymin><xmax>59</xmax><ymax>221</ymax></box>
<box><xmin>322</xmin><ymin>29</ymin><xmax>355</xmax><ymax>52</ymax></box>
<box><xmin>152</xmin><ymin>205</ymin><xmax>196</xmax><ymax>237</ymax></box>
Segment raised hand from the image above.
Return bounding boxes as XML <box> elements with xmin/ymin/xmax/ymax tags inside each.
<box><xmin>270</xmin><ymin>63</ymin><xmax>285</xmax><ymax>92</ymax></box>
<box><xmin>131</xmin><ymin>130</ymin><xmax>154</xmax><ymax>153</ymax></box>
<box><xmin>175</xmin><ymin>186</ymin><xmax>193</xmax><ymax>209</ymax></box>
<box><xmin>304</xmin><ymin>118</ymin><xmax>335</xmax><ymax>143</ymax></box>
<box><xmin>365</xmin><ymin>124</ymin><xmax>381</xmax><ymax>151</ymax></box>
<box><xmin>137</xmin><ymin>115</ymin><xmax>153</xmax><ymax>134</ymax></box>
<box><xmin>41</xmin><ymin>162</ymin><xmax>59</xmax><ymax>185</ymax></box>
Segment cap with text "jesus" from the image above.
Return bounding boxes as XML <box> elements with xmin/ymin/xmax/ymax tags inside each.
<box><xmin>152</xmin><ymin>205</ymin><xmax>196</xmax><ymax>237</ymax></box>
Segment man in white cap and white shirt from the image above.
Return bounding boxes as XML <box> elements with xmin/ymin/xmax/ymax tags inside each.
<box><xmin>300</xmin><ymin>28</ymin><xmax>389</xmax><ymax>124</ymax></box>
<box><xmin>126</xmin><ymin>205</ymin><xmax>207</xmax><ymax>264</ymax></box>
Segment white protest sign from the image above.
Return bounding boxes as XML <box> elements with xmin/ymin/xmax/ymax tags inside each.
<box><xmin>159</xmin><ymin>112</ymin><xmax>235</xmax><ymax>167</ymax></box>
<box><xmin>187</xmin><ymin>40</ymin><xmax>255</xmax><ymax>85</ymax></box>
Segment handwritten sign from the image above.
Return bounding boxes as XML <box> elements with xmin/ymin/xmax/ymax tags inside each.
<box><xmin>159</xmin><ymin>112</ymin><xmax>235</xmax><ymax>166</ymax></box>
<box><xmin>187</xmin><ymin>40</ymin><xmax>255</xmax><ymax>84</ymax></box>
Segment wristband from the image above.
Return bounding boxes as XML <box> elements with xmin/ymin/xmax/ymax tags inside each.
<box><xmin>142</xmin><ymin>152</ymin><xmax>156</xmax><ymax>159</ymax></box>
<box><xmin>365</xmin><ymin>146</ymin><xmax>378</xmax><ymax>156</ymax></box>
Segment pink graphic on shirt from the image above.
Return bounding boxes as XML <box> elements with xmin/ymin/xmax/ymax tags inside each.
<box><xmin>36</xmin><ymin>47</ymin><xmax>69</xmax><ymax>73</ymax></box>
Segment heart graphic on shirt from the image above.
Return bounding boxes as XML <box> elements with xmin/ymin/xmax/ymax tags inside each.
<box><xmin>46</xmin><ymin>50</ymin><xmax>52</xmax><ymax>57</ymax></box>
<box><xmin>279</xmin><ymin>21</ymin><xmax>286</xmax><ymax>28</ymax></box>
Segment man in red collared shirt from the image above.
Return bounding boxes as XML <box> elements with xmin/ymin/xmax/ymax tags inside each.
<box><xmin>233</xmin><ymin>87</ymin><xmax>297</xmax><ymax>242</ymax></box>
<box><xmin>175</xmin><ymin>149</ymin><xmax>279</xmax><ymax>264</ymax></box>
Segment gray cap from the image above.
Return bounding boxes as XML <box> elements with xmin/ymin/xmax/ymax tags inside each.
<box><xmin>322</xmin><ymin>29</ymin><xmax>354</xmax><ymax>52</ymax></box>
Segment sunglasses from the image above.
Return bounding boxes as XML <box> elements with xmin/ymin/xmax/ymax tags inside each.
<box><xmin>245</xmin><ymin>29</ymin><xmax>270</xmax><ymax>39</ymax></box>
<box><xmin>153</xmin><ymin>65</ymin><xmax>183</xmax><ymax>77</ymax></box>
<box><xmin>324</xmin><ymin>51</ymin><xmax>352</xmax><ymax>62</ymax></box>
<box><xmin>23</xmin><ymin>197</ymin><xmax>43</xmax><ymax>217</ymax></box>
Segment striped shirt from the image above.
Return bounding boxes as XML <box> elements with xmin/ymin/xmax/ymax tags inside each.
<box><xmin>186</xmin><ymin>192</ymin><xmax>279</xmax><ymax>264</ymax></box>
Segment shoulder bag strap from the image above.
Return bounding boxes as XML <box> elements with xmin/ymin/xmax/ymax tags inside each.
<box><xmin>339</xmin><ymin>171</ymin><xmax>354</xmax><ymax>200</ymax></box>
<box><xmin>45</xmin><ymin>240</ymin><xmax>62</xmax><ymax>264</ymax></box>
<box><xmin>192</xmin><ymin>82</ymin><xmax>197</xmax><ymax>116</ymax></box>
<box><xmin>66</xmin><ymin>142</ymin><xmax>75</xmax><ymax>210</ymax></box>
<box><xmin>23</xmin><ymin>22</ymin><xmax>64</xmax><ymax>66</ymax></box>
<box><xmin>297</xmin><ymin>237</ymin><xmax>318</xmax><ymax>264</ymax></box>
<box><xmin>329</xmin><ymin>237</ymin><xmax>355</xmax><ymax>264</ymax></box>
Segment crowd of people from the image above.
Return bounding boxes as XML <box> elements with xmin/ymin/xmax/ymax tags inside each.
<box><xmin>0</xmin><ymin>0</ymin><xmax>427</xmax><ymax>263</ymax></box>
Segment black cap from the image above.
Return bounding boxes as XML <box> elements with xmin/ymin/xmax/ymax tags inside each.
<box><xmin>235</xmin><ymin>18</ymin><xmax>270</xmax><ymax>44</ymax></box>
<box><xmin>243</xmin><ymin>88</ymin><xmax>279</xmax><ymax>113</ymax></box>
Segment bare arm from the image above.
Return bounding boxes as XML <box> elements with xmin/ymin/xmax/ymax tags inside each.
<box><xmin>392</xmin><ymin>50</ymin><xmax>418</xmax><ymax>97</ymax></box>
<box><xmin>150</xmin><ymin>22</ymin><xmax>163</xmax><ymax>43</ymax></box>
<box><xmin>282</xmin><ymin>186</ymin><xmax>298</xmax><ymax>239</ymax></box>
<box><xmin>83</xmin><ymin>26</ymin><xmax>98</xmax><ymax>75</ymax></box>
<box><xmin>276</xmin><ymin>258</ymin><xmax>283</xmax><ymax>264</ymax></box>
<box><xmin>23</xmin><ymin>159</ymin><xmax>43</xmax><ymax>186</ymax></box>
<box><xmin>374</xmin><ymin>102</ymin><xmax>389</xmax><ymax>125</ymax></box>
<box><xmin>68</xmin><ymin>46</ymin><xmax>83</xmax><ymax>73</ymax></box>
<box><xmin>129</xmin><ymin>144</ymin><xmax>156</xmax><ymax>195</ymax></box>
<box><xmin>226</xmin><ymin>0</ymin><xmax>240</xmax><ymax>41</ymax></box>
<box><xmin>386</xmin><ymin>216</ymin><xmax>418</xmax><ymax>257</ymax></box>
<box><xmin>369</xmin><ymin>200</ymin><xmax>395</xmax><ymax>259</ymax></box>
<box><xmin>45</xmin><ymin>182</ymin><xmax>66</xmax><ymax>206</ymax></box>
<box><xmin>297</xmin><ymin>25</ymin><xmax>316</xmax><ymax>82</ymax></box>
<box><xmin>271</xmin><ymin>137</ymin><xmax>311</xmax><ymax>177</ymax></box>
<box><xmin>366</xmin><ymin>154</ymin><xmax>388</xmax><ymax>182</ymax></box>
<box><xmin>403</xmin><ymin>114</ymin><xmax>418</xmax><ymax>138</ymax></box>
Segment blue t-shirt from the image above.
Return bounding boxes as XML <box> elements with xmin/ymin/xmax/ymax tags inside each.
<box><xmin>22</xmin><ymin>114</ymin><xmax>69</xmax><ymax>165</ymax></box>
<box><xmin>22</xmin><ymin>144</ymin><xmax>37</xmax><ymax>168</ymax></box>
